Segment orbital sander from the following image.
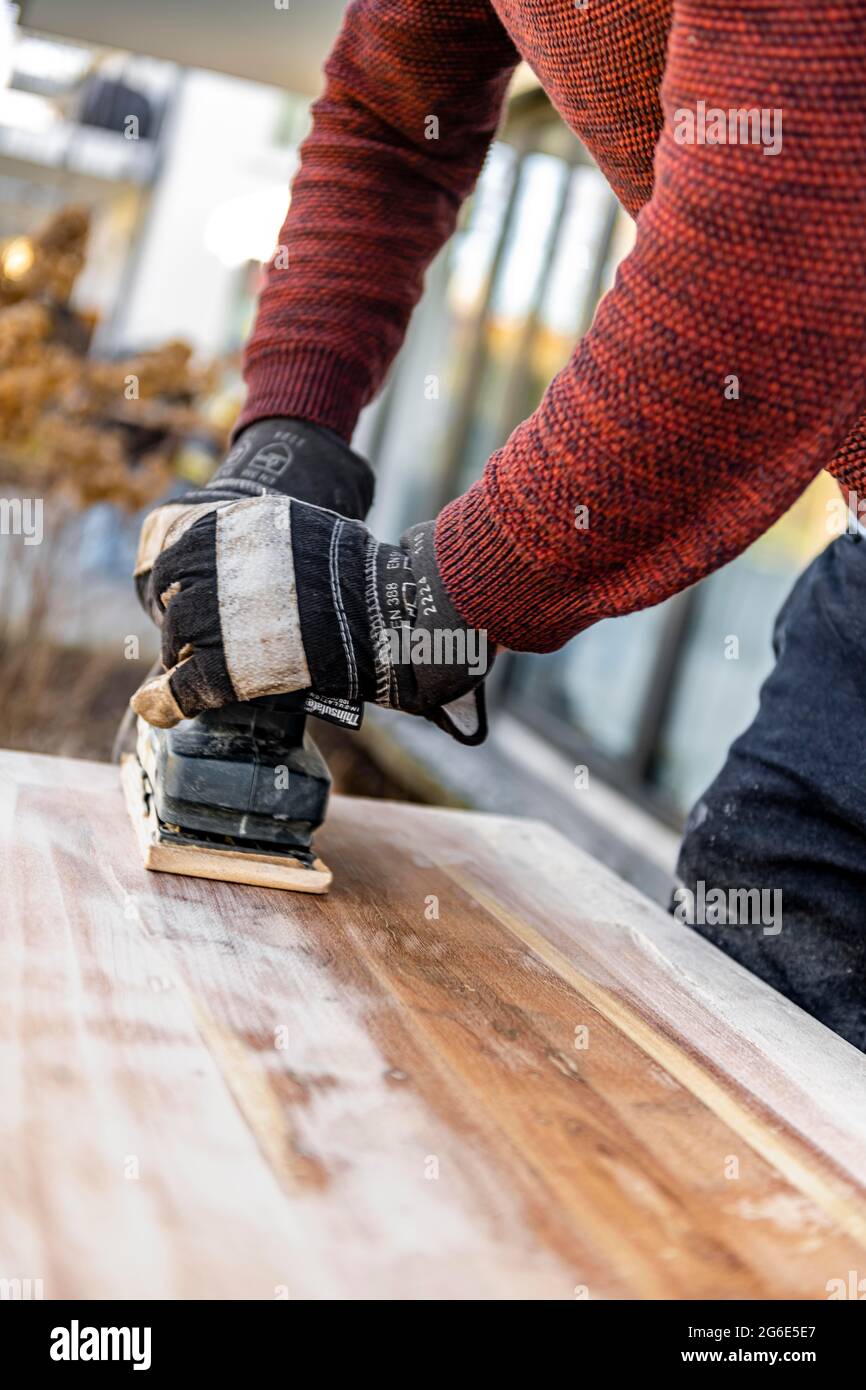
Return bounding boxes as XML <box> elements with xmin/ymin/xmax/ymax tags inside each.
<box><xmin>120</xmin><ymin>688</ymin><xmax>361</xmax><ymax>893</ymax></box>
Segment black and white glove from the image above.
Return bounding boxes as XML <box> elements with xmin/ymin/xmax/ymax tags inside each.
<box><xmin>130</xmin><ymin>495</ymin><xmax>491</xmax><ymax>745</ymax></box>
<box><xmin>134</xmin><ymin>416</ymin><xmax>375</xmax><ymax>618</ymax></box>
<box><xmin>134</xmin><ymin>415</ymin><xmax>377</xmax><ymax>733</ymax></box>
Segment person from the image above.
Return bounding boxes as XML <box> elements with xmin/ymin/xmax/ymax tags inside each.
<box><xmin>132</xmin><ymin>1</ymin><xmax>866</xmax><ymax>1047</ymax></box>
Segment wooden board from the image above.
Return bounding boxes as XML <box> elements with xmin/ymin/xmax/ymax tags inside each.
<box><xmin>2</xmin><ymin>747</ymin><xmax>866</xmax><ymax>1300</ymax></box>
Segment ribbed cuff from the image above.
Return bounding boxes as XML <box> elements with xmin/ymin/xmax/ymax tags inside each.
<box><xmin>435</xmin><ymin>486</ymin><xmax>592</xmax><ymax>653</ymax></box>
<box><xmin>236</xmin><ymin>345</ymin><xmax>371</xmax><ymax>444</ymax></box>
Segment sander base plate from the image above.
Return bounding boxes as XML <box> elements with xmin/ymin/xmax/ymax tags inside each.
<box><xmin>121</xmin><ymin>754</ymin><xmax>332</xmax><ymax>894</ymax></box>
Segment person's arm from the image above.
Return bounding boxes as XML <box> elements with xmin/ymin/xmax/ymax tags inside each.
<box><xmin>133</xmin><ymin>0</ymin><xmax>866</xmax><ymax>739</ymax></box>
<box><xmin>237</xmin><ymin>0</ymin><xmax>519</xmax><ymax>441</ymax></box>
<box><xmin>434</xmin><ymin>0</ymin><xmax>866</xmax><ymax>651</ymax></box>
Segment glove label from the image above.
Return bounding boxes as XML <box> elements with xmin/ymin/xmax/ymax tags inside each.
<box><xmin>302</xmin><ymin>693</ymin><xmax>364</xmax><ymax>730</ymax></box>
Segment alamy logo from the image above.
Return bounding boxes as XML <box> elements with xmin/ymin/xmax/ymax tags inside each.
<box><xmin>827</xmin><ymin>1270</ymin><xmax>866</xmax><ymax>1299</ymax></box>
<box><xmin>50</xmin><ymin>1320</ymin><xmax>152</xmax><ymax>1371</ymax></box>
<box><xmin>0</xmin><ymin>1276</ymin><xmax>43</xmax><ymax>1299</ymax></box>
<box><xmin>0</xmin><ymin>496</ymin><xmax>43</xmax><ymax>545</ymax></box>
<box><xmin>673</xmin><ymin>101</ymin><xmax>782</xmax><ymax>157</ymax></box>
<box><xmin>826</xmin><ymin>491</ymin><xmax>866</xmax><ymax>537</ymax></box>
<box><xmin>673</xmin><ymin>880</ymin><xmax>782</xmax><ymax>936</ymax></box>
<box><xmin>375</xmin><ymin>625</ymin><xmax>488</xmax><ymax>678</ymax></box>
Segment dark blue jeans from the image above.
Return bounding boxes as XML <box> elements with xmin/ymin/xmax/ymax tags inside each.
<box><xmin>675</xmin><ymin>531</ymin><xmax>866</xmax><ymax>1050</ymax></box>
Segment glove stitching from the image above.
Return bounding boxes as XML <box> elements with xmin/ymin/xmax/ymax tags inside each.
<box><xmin>329</xmin><ymin>518</ymin><xmax>358</xmax><ymax>702</ymax></box>
<box><xmin>365</xmin><ymin>538</ymin><xmax>397</xmax><ymax>708</ymax></box>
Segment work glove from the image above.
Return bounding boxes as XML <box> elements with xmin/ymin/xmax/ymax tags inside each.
<box><xmin>130</xmin><ymin>494</ymin><xmax>491</xmax><ymax>745</ymax></box>
<box><xmin>134</xmin><ymin>416</ymin><xmax>375</xmax><ymax>619</ymax></box>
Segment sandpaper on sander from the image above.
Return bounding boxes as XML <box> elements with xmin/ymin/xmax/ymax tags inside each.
<box><xmin>120</xmin><ymin>691</ymin><xmax>362</xmax><ymax>893</ymax></box>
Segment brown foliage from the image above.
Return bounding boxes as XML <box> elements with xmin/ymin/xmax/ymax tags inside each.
<box><xmin>0</xmin><ymin>204</ymin><xmax>226</xmax><ymax>510</ymax></box>
<box><xmin>0</xmin><ymin>205</ymin><xmax>89</xmax><ymax>309</ymax></box>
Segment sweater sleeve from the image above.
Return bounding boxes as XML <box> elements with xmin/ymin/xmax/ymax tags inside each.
<box><xmin>435</xmin><ymin>0</ymin><xmax>866</xmax><ymax>651</ymax></box>
<box><xmin>238</xmin><ymin>0</ymin><xmax>519</xmax><ymax>441</ymax></box>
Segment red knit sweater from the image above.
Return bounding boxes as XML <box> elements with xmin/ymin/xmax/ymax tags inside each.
<box><xmin>241</xmin><ymin>0</ymin><xmax>866</xmax><ymax>651</ymax></box>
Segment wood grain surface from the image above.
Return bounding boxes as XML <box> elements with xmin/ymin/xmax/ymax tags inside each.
<box><xmin>2</xmin><ymin>748</ymin><xmax>866</xmax><ymax>1300</ymax></box>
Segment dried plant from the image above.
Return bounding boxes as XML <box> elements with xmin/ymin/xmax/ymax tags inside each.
<box><xmin>0</xmin><ymin>203</ymin><xmax>226</xmax><ymax>509</ymax></box>
<box><xmin>0</xmin><ymin>205</ymin><xmax>230</xmax><ymax>754</ymax></box>
<box><xmin>0</xmin><ymin>205</ymin><xmax>90</xmax><ymax>309</ymax></box>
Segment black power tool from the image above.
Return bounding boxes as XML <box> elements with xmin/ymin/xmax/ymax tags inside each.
<box><xmin>120</xmin><ymin>690</ymin><xmax>361</xmax><ymax>893</ymax></box>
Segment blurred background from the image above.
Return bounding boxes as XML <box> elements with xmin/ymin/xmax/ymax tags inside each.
<box><xmin>0</xmin><ymin>1</ymin><xmax>839</xmax><ymax>899</ymax></box>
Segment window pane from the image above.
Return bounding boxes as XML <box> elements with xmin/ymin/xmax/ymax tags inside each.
<box><xmin>652</xmin><ymin>474</ymin><xmax>839</xmax><ymax>812</ymax></box>
<box><xmin>453</xmin><ymin>151</ymin><xmax>569</xmax><ymax>495</ymax></box>
<box><xmin>512</xmin><ymin>600</ymin><xmax>672</xmax><ymax>761</ymax></box>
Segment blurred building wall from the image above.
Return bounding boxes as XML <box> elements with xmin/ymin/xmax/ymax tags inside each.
<box><xmin>108</xmin><ymin>69</ymin><xmax>297</xmax><ymax>353</ymax></box>
<box><xmin>21</xmin><ymin>0</ymin><xmax>346</xmax><ymax>96</ymax></box>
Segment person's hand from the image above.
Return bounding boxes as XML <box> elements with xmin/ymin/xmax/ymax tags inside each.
<box><xmin>130</xmin><ymin>495</ymin><xmax>492</xmax><ymax>745</ymax></box>
<box><xmin>134</xmin><ymin>416</ymin><xmax>375</xmax><ymax>624</ymax></box>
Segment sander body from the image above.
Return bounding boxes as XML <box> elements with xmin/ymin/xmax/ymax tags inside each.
<box><xmin>121</xmin><ymin>692</ymin><xmax>362</xmax><ymax>893</ymax></box>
